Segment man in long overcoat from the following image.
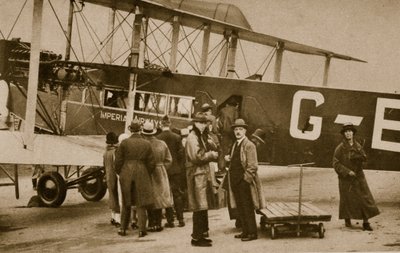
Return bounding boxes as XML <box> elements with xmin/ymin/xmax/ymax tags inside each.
<box><xmin>185</xmin><ymin>112</ymin><xmax>218</xmax><ymax>247</ymax></box>
<box><xmin>333</xmin><ymin>123</ymin><xmax>379</xmax><ymax>231</ymax></box>
<box><xmin>225</xmin><ymin>119</ymin><xmax>265</xmax><ymax>241</ymax></box>
<box><xmin>115</xmin><ymin>119</ymin><xmax>156</xmax><ymax>237</ymax></box>
<box><xmin>157</xmin><ymin>115</ymin><xmax>186</xmax><ymax>227</ymax></box>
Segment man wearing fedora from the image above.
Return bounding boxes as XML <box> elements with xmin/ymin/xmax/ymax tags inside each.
<box><xmin>157</xmin><ymin>115</ymin><xmax>186</xmax><ymax>228</ymax></box>
<box><xmin>185</xmin><ymin>112</ymin><xmax>219</xmax><ymax>247</ymax></box>
<box><xmin>224</xmin><ymin>119</ymin><xmax>265</xmax><ymax>241</ymax></box>
<box><xmin>333</xmin><ymin>123</ymin><xmax>379</xmax><ymax>231</ymax></box>
<box><xmin>104</xmin><ymin>132</ymin><xmax>121</xmax><ymax>227</ymax></box>
<box><xmin>115</xmin><ymin>119</ymin><xmax>156</xmax><ymax>237</ymax></box>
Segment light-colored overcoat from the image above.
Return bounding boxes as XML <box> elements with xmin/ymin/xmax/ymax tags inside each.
<box><xmin>226</xmin><ymin>137</ymin><xmax>265</xmax><ymax>210</ymax></box>
<box><xmin>185</xmin><ymin>129</ymin><xmax>218</xmax><ymax>211</ymax></box>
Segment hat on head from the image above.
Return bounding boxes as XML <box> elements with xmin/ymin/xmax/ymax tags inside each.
<box><xmin>251</xmin><ymin>128</ymin><xmax>266</xmax><ymax>144</ymax></box>
<box><xmin>201</xmin><ymin>103</ymin><xmax>212</xmax><ymax>112</ymax></box>
<box><xmin>340</xmin><ymin>122</ymin><xmax>357</xmax><ymax>135</ymax></box>
<box><xmin>128</xmin><ymin>118</ymin><xmax>142</xmax><ymax>132</ymax></box>
<box><xmin>106</xmin><ymin>132</ymin><xmax>118</xmax><ymax>144</ymax></box>
<box><xmin>192</xmin><ymin>112</ymin><xmax>208</xmax><ymax>123</ymax></box>
<box><xmin>227</xmin><ymin>97</ymin><xmax>238</xmax><ymax>106</ymax></box>
<box><xmin>161</xmin><ymin>115</ymin><xmax>171</xmax><ymax>126</ymax></box>
<box><xmin>142</xmin><ymin>121</ymin><xmax>157</xmax><ymax>135</ymax></box>
<box><xmin>231</xmin><ymin>118</ymin><xmax>248</xmax><ymax>129</ymax></box>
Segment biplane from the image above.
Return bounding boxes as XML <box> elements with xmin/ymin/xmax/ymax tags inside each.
<box><xmin>0</xmin><ymin>0</ymin><xmax>399</xmax><ymax>207</ymax></box>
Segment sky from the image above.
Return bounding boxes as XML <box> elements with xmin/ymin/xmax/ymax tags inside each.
<box><xmin>1</xmin><ymin>0</ymin><xmax>400</xmax><ymax>93</ymax></box>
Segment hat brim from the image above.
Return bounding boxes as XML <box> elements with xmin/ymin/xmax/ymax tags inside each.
<box><xmin>141</xmin><ymin>129</ymin><xmax>157</xmax><ymax>135</ymax></box>
<box><xmin>231</xmin><ymin>124</ymin><xmax>248</xmax><ymax>129</ymax></box>
<box><xmin>251</xmin><ymin>134</ymin><xmax>265</xmax><ymax>144</ymax></box>
<box><xmin>340</xmin><ymin>126</ymin><xmax>357</xmax><ymax>134</ymax></box>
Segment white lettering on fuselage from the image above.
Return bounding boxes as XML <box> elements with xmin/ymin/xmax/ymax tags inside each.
<box><xmin>290</xmin><ymin>90</ymin><xmax>324</xmax><ymax>140</ymax></box>
<box><xmin>372</xmin><ymin>98</ymin><xmax>400</xmax><ymax>152</ymax></box>
<box><xmin>290</xmin><ymin>90</ymin><xmax>400</xmax><ymax>153</ymax></box>
<box><xmin>100</xmin><ymin>111</ymin><xmax>126</xmax><ymax>122</ymax></box>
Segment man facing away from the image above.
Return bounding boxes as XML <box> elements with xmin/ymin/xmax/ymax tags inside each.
<box><xmin>114</xmin><ymin>119</ymin><xmax>156</xmax><ymax>237</ymax></box>
<box><xmin>157</xmin><ymin>115</ymin><xmax>186</xmax><ymax>228</ymax></box>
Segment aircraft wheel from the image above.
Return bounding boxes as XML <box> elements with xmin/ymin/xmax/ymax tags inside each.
<box><xmin>318</xmin><ymin>223</ymin><xmax>325</xmax><ymax>238</ymax></box>
<box><xmin>79</xmin><ymin>168</ymin><xmax>107</xmax><ymax>202</ymax></box>
<box><xmin>37</xmin><ymin>171</ymin><xmax>67</xmax><ymax>207</ymax></box>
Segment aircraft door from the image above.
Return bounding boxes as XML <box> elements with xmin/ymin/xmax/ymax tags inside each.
<box><xmin>242</xmin><ymin>96</ymin><xmax>276</xmax><ymax>163</ymax></box>
<box><xmin>195</xmin><ymin>90</ymin><xmax>216</xmax><ymax>114</ymax></box>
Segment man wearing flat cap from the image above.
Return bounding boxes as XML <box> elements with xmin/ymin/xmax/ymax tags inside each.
<box><xmin>185</xmin><ymin>112</ymin><xmax>219</xmax><ymax>247</ymax></box>
<box><xmin>224</xmin><ymin>119</ymin><xmax>265</xmax><ymax>241</ymax></box>
<box><xmin>333</xmin><ymin>123</ymin><xmax>379</xmax><ymax>231</ymax></box>
<box><xmin>115</xmin><ymin>119</ymin><xmax>156</xmax><ymax>237</ymax></box>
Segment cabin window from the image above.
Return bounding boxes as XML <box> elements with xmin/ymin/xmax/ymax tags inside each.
<box><xmin>133</xmin><ymin>91</ymin><xmax>167</xmax><ymax>115</ymax></box>
<box><xmin>103</xmin><ymin>89</ymin><xmax>128</xmax><ymax>108</ymax></box>
<box><xmin>169</xmin><ymin>95</ymin><xmax>194</xmax><ymax>118</ymax></box>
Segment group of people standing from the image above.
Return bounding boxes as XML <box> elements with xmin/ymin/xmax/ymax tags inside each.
<box><xmin>103</xmin><ymin>115</ymin><xmax>186</xmax><ymax>238</ymax></box>
<box><xmin>103</xmin><ymin>97</ymin><xmax>380</xmax><ymax>247</ymax></box>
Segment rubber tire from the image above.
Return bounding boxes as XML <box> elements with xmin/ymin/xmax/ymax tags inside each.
<box><xmin>318</xmin><ymin>223</ymin><xmax>325</xmax><ymax>238</ymax></box>
<box><xmin>37</xmin><ymin>171</ymin><xmax>67</xmax><ymax>207</ymax></box>
<box><xmin>79</xmin><ymin>167</ymin><xmax>107</xmax><ymax>202</ymax></box>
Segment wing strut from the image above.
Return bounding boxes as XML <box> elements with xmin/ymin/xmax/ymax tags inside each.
<box><xmin>23</xmin><ymin>0</ymin><xmax>43</xmax><ymax>149</ymax></box>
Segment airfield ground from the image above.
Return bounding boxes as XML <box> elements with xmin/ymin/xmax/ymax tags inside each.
<box><xmin>1</xmin><ymin>166</ymin><xmax>400</xmax><ymax>252</ymax></box>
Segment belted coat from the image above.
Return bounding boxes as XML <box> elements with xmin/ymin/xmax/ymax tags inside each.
<box><xmin>333</xmin><ymin>139</ymin><xmax>380</xmax><ymax>219</ymax></box>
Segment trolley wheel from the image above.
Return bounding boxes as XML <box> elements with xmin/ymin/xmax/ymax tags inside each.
<box><xmin>37</xmin><ymin>171</ymin><xmax>67</xmax><ymax>207</ymax></box>
<box><xmin>318</xmin><ymin>223</ymin><xmax>325</xmax><ymax>238</ymax></box>
<box><xmin>79</xmin><ymin>168</ymin><xmax>107</xmax><ymax>201</ymax></box>
<box><xmin>270</xmin><ymin>224</ymin><xmax>277</xmax><ymax>239</ymax></box>
<box><xmin>260</xmin><ymin>216</ymin><xmax>267</xmax><ymax>230</ymax></box>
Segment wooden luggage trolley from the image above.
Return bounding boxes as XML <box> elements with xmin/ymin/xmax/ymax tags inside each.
<box><xmin>259</xmin><ymin>163</ymin><xmax>332</xmax><ymax>239</ymax></box>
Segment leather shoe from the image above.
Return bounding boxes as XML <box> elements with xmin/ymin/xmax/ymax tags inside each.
<box><xmin>139</xmin><ymin>231</ymin><xmax>148</xmax><ymax>237</ymax></box>
<box><xmin>345</xmin><ymin>219</ymin><xmax>352</xmax><ymax>228</ymax></box>
<box><xmin>202</xmin><ymin>237</ymin><xmax>212</xmax><ymax>243</ymax></box>
<box><xmin>234</xmin><ymin>233</ymin><xmax>245</xmax><ymax>239</ymax></box>
<box><xmin>191</xmin><ymin>239</ymin><xmax>212</xmax><ymax>247</ymax></box>
<box><xmin>178</xmin><ymin>220</ymin><xmax>185</xmax><ymax>227</ymax></box>
<box><xmin>117</xmin><ymin>229</ymin><xmax>126</xmax><ymax>236</ymax></box>
<box><xmin>165</xmin><ymin>222</ymin><xmax>175</xmax><ymax>228</ymax></box>
<box><xmin>241</xmin><ymin>234</ymin><xmax>257</xmax><ymax>241</ymax></box>
<box><xmin>363</xmin><ymin>223</ymin><xmax>373</xmax><ymax>231</ymax></box>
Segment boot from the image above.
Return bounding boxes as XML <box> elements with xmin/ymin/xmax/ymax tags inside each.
<box><xmin>363</xmin><ymin>222</ymin><xmax>373</xmax><ymax>231</ymax></box>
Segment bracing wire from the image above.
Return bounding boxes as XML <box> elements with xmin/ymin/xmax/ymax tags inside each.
<box><xmin>238</xmin><ymin>39</ymin><xmax>250</xmax><ymax>77</ymax></box>
<box><xmin>6</xmin><ymin>0</ymin><xmax>28</xmax><ymax>40</ymax></box>
<box><xmin>205</xmin><ymin>38</ymin><xmax>226</xmax><ymax>74</ymax></box>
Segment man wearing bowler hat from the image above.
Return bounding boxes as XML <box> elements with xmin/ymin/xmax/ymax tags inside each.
<box><xmin>224</xmin><ymin>119</ymin><xmax>265</xmax><ymax>241</ymax></box>
<box><xmin>333</xmin><ymin>123</ymin><xmax>379</xmax><ymax>231</ymax></box>
<box><xmin>115</xmin><ymin>119</ymin><xmax>156</xmax><ymax>237</ymax></box>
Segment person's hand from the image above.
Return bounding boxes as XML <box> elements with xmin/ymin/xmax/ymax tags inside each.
<box><xmin>224</xmin><ymin>155</ymin><xmax>231</xmax><ymax>162</ymax></box>
<box><xmin>211</xmin><ymin>151</ymin><xmax>219</xmax><ymax>159</ymax></box>
<box><xmin>348</xmin><ymin>171</ymin><xmax>356</xmax><ymax>177</ymax></box>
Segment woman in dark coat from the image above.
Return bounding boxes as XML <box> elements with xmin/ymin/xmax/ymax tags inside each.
<box><xmin>332</xmin><ymin>123</ymin><xmax>380</xmax><ymax>231</ymax></box>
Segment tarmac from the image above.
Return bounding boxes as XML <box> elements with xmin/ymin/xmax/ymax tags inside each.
<box><xmin>1</xmin><ymin>165</ymin><xmax>400</xmax><ymax>252</ymax></box>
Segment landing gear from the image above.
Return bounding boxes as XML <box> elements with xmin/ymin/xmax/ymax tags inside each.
<box><xmin>37</xmin><ymin>171</ymin><xmax>67</xmax><ymax>207</ymax></box>
<box><xmin>78</xmin><ymin>167</ymin><xmax>107</xmax><ymax>201</ymax></box>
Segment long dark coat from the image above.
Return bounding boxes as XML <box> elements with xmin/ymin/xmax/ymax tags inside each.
<box><xmin>333</xmin><ymin>139</ymin><xmax>380</xmax><ymax>219</ymax></box>
<box><xmin>157</xmin><ymin>129</ymin><xmax>184</xmax><ymax>175</ymax></box>
<box><xmin>115</xmin><ymin>133</ymin><xmax>155</xmax><ymax>208</ymax></box>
